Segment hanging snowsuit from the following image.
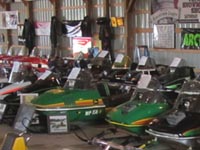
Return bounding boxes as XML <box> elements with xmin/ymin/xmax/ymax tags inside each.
<box><xmin>22</xmin><ymin>19</ymin><xmax>35</xmax><ymax>55</ymax></box>
<box><xmin>97</xmin><ymin>17</ymin><xmax>114</xmax><ymax>62</ymax></box>
<box><xmin>81</xmin><ymin>15</ymin><xmax>92</xmax><ymax>37</ymax></box>
<box><xmin>50</xmin><ymin>16</ymin><xmax>58</xmax><ymax>57</ymax></box>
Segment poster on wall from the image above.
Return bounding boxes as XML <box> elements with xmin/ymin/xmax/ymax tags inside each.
<box><xmin>181</xmin><ymin>28</ymin><xmax>200</xmax><ymax>49</ymax></box>
<box><xmin>178</xmin><ymin>0</ymin><xmax>200</xmax><ymax>22</ymax></box>
<box><xmin>34</xmin><ymin>21</ymin><xmax>51</xmax><ymax>36</ymax></box>
<box><xmin>0</xmin><ymin>11</ymin><xmax>18</xmax><ymax>29</ymax></box>
<box><xmin>153</xmin><ymin>24</ymin><xmax>175</xmax><ymax>49</ymax></box>
<box><xmin>72</xmin><ymin>37</ymin><xmax>92</xmax><ymax>58</ymax></box>
<box><xmin>151</xmin><ymin>0</ymin><xmax>179</xmax><ymax>24</ymax></box>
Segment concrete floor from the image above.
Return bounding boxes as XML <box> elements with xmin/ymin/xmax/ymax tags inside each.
<box><xmin>0</xmin><ymin>121</ymin><xmax>110</xmax><ymax>150</ymax></box>
<box><xmin>0</xmin><ymin>121</ymin><xmax>197</xmax><ymax>150</ymax></box>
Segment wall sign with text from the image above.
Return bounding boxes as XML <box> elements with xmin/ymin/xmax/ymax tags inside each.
<box><xmin>153</xmin><ymin>24</ymin><xmax>175</xmax><ymax>49</ymax></box>
<box><xmin>181</xmin><ymin>28</ymin><xmax>200</xmax><ymax>49</ymax></box>
<box><xmin>0</xmin><ymin>11</ymin><xmax>18</xmax><ymax>29</ymax></box>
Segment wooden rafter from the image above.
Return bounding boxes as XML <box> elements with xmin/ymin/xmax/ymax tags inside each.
<box><xmin>49</xmin><ymin>0</ymin><xmax>55</xmax><ymax>4</ymax></box>
<box><xmin>124</xmin><ymin>0</ymin><xmax>136</xmax><ymax>59</ymax></box>
<box><xmin>126</xmin><ymin>0</ymin><xmax>135</xmax><ymax>14</ymax></box>
<box><xmin>0</xmin><ymin>1</ymin><xmax>5</xmax><ymax>8</ymax></box>
<box><xmin>21</xmin><ymin>0</ymin><xmax>28</xmax><ymax>6</ymax></box>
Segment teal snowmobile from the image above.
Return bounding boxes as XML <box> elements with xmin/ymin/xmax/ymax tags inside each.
<box><xmin>105</xmin><ymin>66</ymin><xmax>195</xmax><ymax>134</ymax></box>
<box><xmin>105</xmin><ymin>77</ymin><xmax>172</xmax><ymax>135</ymax></box>
<box><xmin>29</xmin><ymin>53</ymin><xmax>137</xmax><ymax>124</ymax></box>
<box><xmin>29</xmin><ymin>69</ymin><xmax>135</xmax><ymax>133</ymax></box>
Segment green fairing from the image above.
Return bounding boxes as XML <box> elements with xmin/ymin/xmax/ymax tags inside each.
<box><xmin>31</xmin><ymin>88</ymin><xmax>102</xmax><ymax>107</ymax></box>
<box><xmin>183</xmin><ymin>127</ymin><xmax>200</xmax><ymax>137</ymax></box>
<box><xmin>38</xmin><ymin>107</ymin><xmax>106</xmax><ymax>122</ymax></box>
<box><xmin>165</xmin><ymin>84</ymin><xmax>179</xmax><ymax>90</ymax></box>
<box><xmin>107</xmin><ymin>102</ymin><xmax>169</xmax><ymax>134</ymax></box>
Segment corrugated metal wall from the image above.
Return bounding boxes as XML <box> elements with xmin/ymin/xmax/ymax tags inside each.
<box><xmin>134</xmin><ymin>0</ymin><xmax>152</xmax><ymax>47</ymax></box>
<box><xmin>32</xmin><ymin>0</ymin><xmax>54</xmax><ymax>56</ymax></box>
<box><xmin>110</xmin><ymin>0</ymin><xmax>125</xmax><ymax>54</ymax></box>
<box><xmin>9</xmin><ymin>2</ymin><xmax>27</xmax><ymax>45</ymax></box>
<box><xmin>1</xmin><ymin>0</ymin><xmax>200</xmax><ymax>69</ymax></box>
<box><xmin>58</xmin><ymin>0</ymin><xmax>87</xmax><ymax>56</ymax></box>
<box><xmin>134</xmin><ymin>0</ymin><xmax>200</xmax><ymax>69</ymax></box>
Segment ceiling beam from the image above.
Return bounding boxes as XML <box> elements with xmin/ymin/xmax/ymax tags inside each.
<box><xmin>49</xmin><ymin>0</ymin><xmax>55</xmax><ymax>5</ymax></box>
<box><xmin>126</xmin><ymin>0</ymin><xmax>135</xmax><ymax>13</ymax></box>
<box><xmin>124</xmin><ymin>0</ymin><xmax>136</xmax><ymax>59</ymax></box>
<box><xmin>21</xmin><ymin>0</ymin><xmax>28</xmax><ymax>6</ymax></box>
<box><xmin>0</xmin><ymin>1</ymin><xmax>6</xmax><ymax>8</ymax></box>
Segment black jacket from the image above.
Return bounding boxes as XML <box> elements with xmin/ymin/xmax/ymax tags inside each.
<box><xmin>22</xmin><ymin>19</ymin><xmax>36</xmax><ymax>55</ymax></box>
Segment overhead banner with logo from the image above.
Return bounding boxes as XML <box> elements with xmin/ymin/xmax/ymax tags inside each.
<box><xmin>178</xmin><ymin>0</ymin><xmax>200</xmax><ymax>22</ymax></box>
<box><xmin>151</xmin><ymin>0</ymin><xmax>179</xmax><ymax>24</ymax></box>
<box><xmin>151</xmin><ymin>0</ymin><xmax>200</xmax><ymax>23</ymax></box>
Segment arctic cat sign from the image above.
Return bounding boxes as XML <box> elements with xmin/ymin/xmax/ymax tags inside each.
<box><xmin>181</xmin><ymin>28</ymin><xmax>200</xmax><ymax>49</ymax></box>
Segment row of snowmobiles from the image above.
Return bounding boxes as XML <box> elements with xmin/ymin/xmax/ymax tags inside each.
<box><xmin>87</xmin><ymin>54</ymin><xmax>200</xmax><ymax>150</ymax></box>
<box><xmin>0</xmin><ymin>46</ymin><xmax>199</xmax><ymax>150</ymax></box>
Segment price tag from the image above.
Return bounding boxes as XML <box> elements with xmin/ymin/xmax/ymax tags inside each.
<box><xmin>170</xmin><ymin>57</ymin><xmax>182</xmax><ymax>67</ymax></box>
<box><xmin>98</xmin><ymin>50</ymin><xmax>108</xmax><ymax>58</ymax></box>
<box><xmin>137</xmin><ymin>74</ymin><xmax>151</xmax><ymax>89</ymax></box>
<box><xmin>68</xmin><ymin>67</ymin><xmax>81</xmax><ymax>80</ymax></box>
<box><xmin>138</xmin><ymin>56</ymin><xmax>148</xmax><ymax>66</ymax></box>
<box><xmin>115</xmin><ymin>54</ymin><xmax>124</xmax><ymax>63</ymax></box>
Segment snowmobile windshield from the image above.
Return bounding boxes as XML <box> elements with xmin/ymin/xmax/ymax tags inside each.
<box><xmin>180</xmin><ymin>80</ymin><xmax>200</xmax><ymax>94</ymax></box>
<box><xmin>0</xmin><ymin>67</ymin><xmax>9</xmax><ymax>79</ymax></box>
<box><xmin>9</xmin><ymin>63</ymin><xmax>37</xmax><ymax>83</ymax></box>
<box><xmin>131</xmin><ymin>90</ymin><xmax>167</xmax><ymax>103</ymax></box>
<box><xmin>175</xmin><ymin>94</ymin><xmax>200</xmax><ymax>113</ymax></box>
<box><xmin>64</xmin><ymin>69</ymin><xmax>95</xmax><ymax>90</ymax></box>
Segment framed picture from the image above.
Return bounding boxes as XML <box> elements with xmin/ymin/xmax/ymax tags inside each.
<box><xmin>19</xmin><ymin>93</ymin><xmax>38</xmax><ymax>104</ymax></box>
<box><xmin>47</xmin><ymin>115</ymin><xmax>69</xmax><ymax>134</ymax></box>
<box><xmin>0</xmin><ymin>103</ymin><xmax>6</xmax><ymax>120</ymax></box>
<box><xmin>153</xmin><ymin>24</ymin><xmax>175</xmax><ymax>49</ymax></box>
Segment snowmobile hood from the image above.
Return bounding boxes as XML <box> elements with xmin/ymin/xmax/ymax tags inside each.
<box><xmin>106</xmin><ymin>90</ymin><xmax>169</xmax><ymax>128</ymax></box>
<box><xmin>148</xmin><ymin>110</ymin><xmax>200</xmax><ymax>137</ymax></box>
<box><xmin>31</xmin><ymin>88</ymin><xmax>103</xmax><ymax>108</ymax></box>
<box><xmin>106</xmin><ymin>102</ymin><xmax>169</xmax><ymax>127</ymax></box>
<box><xmin>147</xmin><ymin>91</ymin><xmax>200</xmax><ymax>137</ymax></box>
<box><xmin>0</xmin><ymin>81</ymin><xmax>31</xmax><ymax>95</ymax></box>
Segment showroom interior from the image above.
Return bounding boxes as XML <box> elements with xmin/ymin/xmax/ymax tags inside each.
<box><xmin>0</xmin><ymin>0</ymin><xmax>200</xmax><ymax>150</ymax></box>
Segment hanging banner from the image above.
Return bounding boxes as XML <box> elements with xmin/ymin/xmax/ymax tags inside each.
<box><xmin>181</xmin><ymin>28</ymin><xmax>200</xmax><ymax>49</ymax></box>
<box><xmin>0</xmin><ymin>11</ymin><xmax>18</xmax><ymax>29</ymax></box>
<box><xmin>34</xmin><ymin>21</ymin><xmax>51</xmax><ymax>36</ymax></box>
<box><xmin>178</xmin><ymin>0</ymin><xmax>200</xmax><ymax>22</ymax></box>
<box><xmin>62</xmin><ymin>20</ymin><xmax>82</xmax><ymax>37</ymax></box>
